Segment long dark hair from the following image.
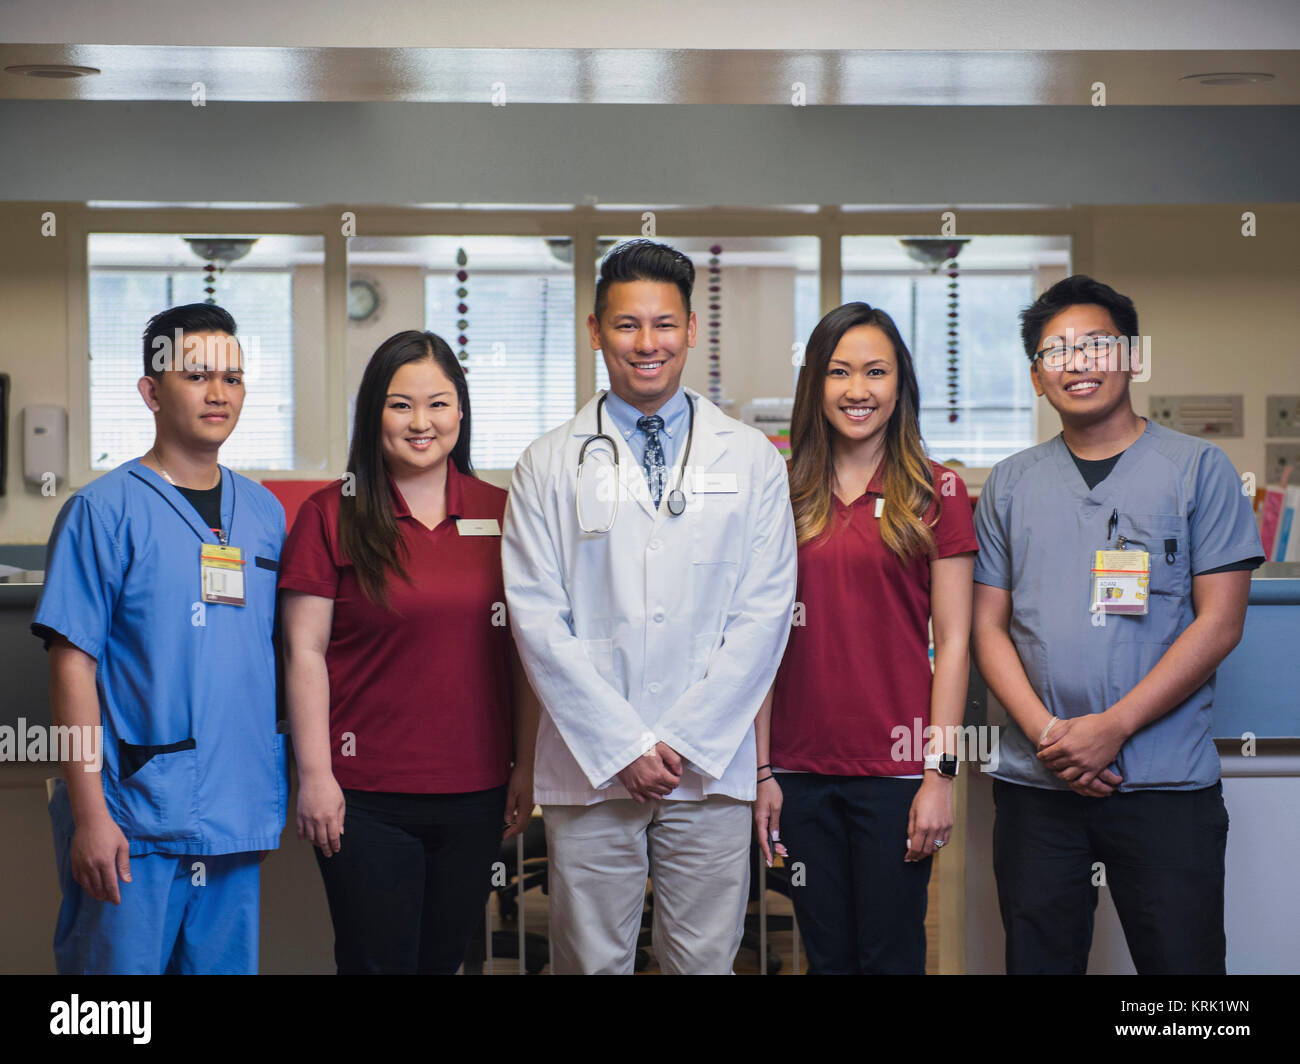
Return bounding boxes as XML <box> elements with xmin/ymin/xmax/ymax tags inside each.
<box><xmin>339</xmin><ymin>330</ymin><xmax>473</xmax><ymax>606</ymax></box>
<box><xmin>789</xmin><ymin>302</ymin><xmax>937</xmax><ymax>563</ymax></box>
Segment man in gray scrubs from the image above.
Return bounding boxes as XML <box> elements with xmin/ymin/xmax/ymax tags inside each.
<box><xmin>972</xmin><ymin>275</ymin><xmax>1263</xmax><ymax>974</ymax></box>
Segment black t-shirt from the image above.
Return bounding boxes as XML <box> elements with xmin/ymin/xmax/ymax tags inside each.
<box><xmin>1067</xmin><ymin>447</ymin><xmax>1257</xmax><ymax>576</ymax></box>
<box><xmin>1069</xmin><ymin>451</ymin><xmax>1123</xmax><ymax>491</ymax></box>
<box><xmin>175</xmin><ymin>483</ymin><xmax>223</xmax><ymax>539</ymax></box>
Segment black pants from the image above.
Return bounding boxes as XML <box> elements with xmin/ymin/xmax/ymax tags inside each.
<box><xmin>314</xmin><ymin>785</ymin><xmax>507</xmax><ymax>974</ymax></box>
<box><xmin>992</xmin><ymin>778</ymin><xmax>1229</xmax><ymax>975</ymax></box>
<box><xmin>778</xmin><ymin>774</ymin><xmax>931</xmax><ymax>974</ymax></box>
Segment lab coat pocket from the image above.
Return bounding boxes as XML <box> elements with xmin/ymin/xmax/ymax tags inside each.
<box><xmin>688</xmin><ymin>557</ymin><xmax>740</xmax><ymax>628</ymax></box>
<box><xmin>114</xmin><ymin>739</ymin><xmax>200</xmax><ymax>842</ymax></box>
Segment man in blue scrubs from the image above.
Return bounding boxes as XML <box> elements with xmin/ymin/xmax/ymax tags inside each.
<box><xmin>33</xmin><ymin>303</ymin><xmax>289</xmax><ymax>974</ymax></box>
<box><xmin>972</xmin><ymin>275</ymin><xmax>1264</xmax><ymax>974</ymax></box>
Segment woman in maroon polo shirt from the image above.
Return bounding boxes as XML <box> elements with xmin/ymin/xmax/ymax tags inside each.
<box><xmin>754</xmin><ymin>302</ymin><xmax>977</xmax><ymax>974</ymax></box>
<box><xmin>278</xmin><ymin>330</ymin><xmax>537</xmax><ymax>975</ymax></box>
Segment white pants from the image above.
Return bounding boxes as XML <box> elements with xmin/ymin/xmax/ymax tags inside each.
<box><xmin>542</xmin><ymin>796</ymin><xmax>752</xmax><ymax>975</ymax></box>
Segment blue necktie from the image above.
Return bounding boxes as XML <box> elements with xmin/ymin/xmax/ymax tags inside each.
<box><xmin>638</xmin><ymin>414</ymin><xmax>667</xmax><ymax>508</ymax></box>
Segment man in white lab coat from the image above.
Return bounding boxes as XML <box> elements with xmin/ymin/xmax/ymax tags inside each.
<box><xmin>503</xmin><ymin>239</ymin><xmax>797</xmax><ymax>974</ymax></box>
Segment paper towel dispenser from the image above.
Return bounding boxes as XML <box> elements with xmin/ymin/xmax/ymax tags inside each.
<box><xmin>23</xmin><ymin>404</ymin><xmax>68</xmax><ymax>490</ymax></box>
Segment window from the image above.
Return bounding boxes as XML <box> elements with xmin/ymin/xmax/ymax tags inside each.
<box><xmin>345</xmin><ymin>235</ymin><xmax>575</xmax><ymax>471</ymax></box>
<box><xmin>425</xmin><ymin>270</ymin><xmax>576</xmax><ymax>470</ymax></box>
<box><xmin>594</xmin><ymin>236</ymin><xmax>820</xmax><ymax>405</ymax></box>
<box><xmin>843</xmin><ymin>236</ymin><xmax>1066</xmax><ymax>467</ymax></box>
<box><xmin>840</xmin><ymin>272</ymin><xmax>1035</xmax><ymax>467</ymax></box>
<box><xmin>87</xmin><ymin>233</ymin><xmax>322</xmax><ymax>472</ymax></box>
<box><xmin>793</xmin><ymin>270</ymin><xmax>820</xmax><ymax>383</ymax></box>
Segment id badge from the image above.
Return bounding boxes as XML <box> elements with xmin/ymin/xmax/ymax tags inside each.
<box><xmin>201</xmin><ymin>544</ymin><xmax>246</xmax><ymax>606</ymax></box>
<box><xmin>1090</xmin><ymin>549</ymin><xmax>1148</xmax><ymax>615</ymax></box>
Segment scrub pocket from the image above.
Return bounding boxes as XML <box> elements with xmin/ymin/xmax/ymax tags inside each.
<box><xmin>272</xmin><ymin>731</ymin><xmax>290</xmax><ymax>825</ymax></box>
<box><xmin>1112</xmin><ymin>513</ymin><xmax>1194</xmax><ymax>785</ymax></box>
<box><xmin>112</xmin><ymin>738</ymin><xmax>200</xmax><ymax>842</ymax></box>
<box><xmin>1120</xmin><ymin>513</ymin><xmax>1191</xmax><ymax>646</ymax></box>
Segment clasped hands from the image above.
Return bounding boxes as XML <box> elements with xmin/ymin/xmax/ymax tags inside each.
<box><xmin>1036</xmin><ymin>711</ymin><xmax>1127</xmax><ymax>798</ymax></box>
<box><xmin>616</xmin><ymin>742</ymin><xmax>683</xmax><ymax>803</ymax></box>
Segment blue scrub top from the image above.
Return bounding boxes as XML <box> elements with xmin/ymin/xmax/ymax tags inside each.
<box><xmin>974</xmin><ymin>420</ymin><xmax>1264</xmax><ymax>792</ymax></box>
<box><xmin>33</xmin><ymin>458</ymin><xmax>289</xmax><ymax>855</ymax></box>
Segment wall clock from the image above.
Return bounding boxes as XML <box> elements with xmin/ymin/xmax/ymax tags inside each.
<box><xmin>348</xmin><ymin>277</ymin><xmax>382</xmax><ymax>323</ymax></box>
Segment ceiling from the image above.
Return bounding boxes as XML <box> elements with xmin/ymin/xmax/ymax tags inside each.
<box><xmin>4</xmin><ymin>0</ymin><xmax>1298</xmax><ymax>52</ymax></box>
<box><xmin>1</xmin><ymin>45</ymin><xmax>1296</xmax><ymax>105</ymax></box>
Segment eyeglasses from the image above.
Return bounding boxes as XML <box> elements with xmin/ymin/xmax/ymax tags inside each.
<box><xmin>1032</xmin><ymin>335</ymin><xmax>1123</xmax><ymax>371</ymax></box>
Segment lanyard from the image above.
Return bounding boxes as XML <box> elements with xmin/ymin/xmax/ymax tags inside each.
<box><xmin>151</xmin><ymin>452</ymin><xmax>230</xmax><ymax>545</ymax></box>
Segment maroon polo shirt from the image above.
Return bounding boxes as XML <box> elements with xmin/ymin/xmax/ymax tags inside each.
<box><xmin>278</xmin><ymin>459</ymin><xmax>513</xmax><ymax>793</ymax></box>
<box><xmin>771</xmin><ymin>461</ymin><xmax>978</xmax><ymax>776</ymax></box>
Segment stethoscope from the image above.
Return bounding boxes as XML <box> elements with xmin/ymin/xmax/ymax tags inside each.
<box><xmin>577</xmin><ymin>392</ymin><xmax>696</xmax><ymax>534</ymax></box>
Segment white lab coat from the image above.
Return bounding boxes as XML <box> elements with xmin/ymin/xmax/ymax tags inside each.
<box><xmin>503</xmin><ymin>388</ymin><xmax>797</xmax><ymax>806</ymax></box>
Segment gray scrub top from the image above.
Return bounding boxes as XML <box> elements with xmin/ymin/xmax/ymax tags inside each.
<box><xmin>973</xmin><ymin>419</ymin><xmax>1263</xmax><ymax>791</ymax></box>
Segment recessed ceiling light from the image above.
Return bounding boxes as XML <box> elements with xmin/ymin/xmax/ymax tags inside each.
<box><xmin>1179</xmin><ymin>72</ymin><xmax>1275</xmax><ymax>86</ymax></box>
<box><xmin>4</xmin><ymin>64</ymin><xmax>101</xmax><ymax>79</ymax></box>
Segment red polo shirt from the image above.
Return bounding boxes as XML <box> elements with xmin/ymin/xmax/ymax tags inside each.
<box><xmin>278</xmin><ymin>459</ymin><xmax>513</xmax><ymax>793</ymax></box>
<box><xmin>771</xmin><ymin>461</ymin><xmax>978</xmax><ymax>776</ymax></box>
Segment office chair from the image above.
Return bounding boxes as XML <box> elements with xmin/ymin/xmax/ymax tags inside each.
<box><xmin>463</xmin><ymin>814</ymin><xmax>550</xmax><ymax>974</ymax></box>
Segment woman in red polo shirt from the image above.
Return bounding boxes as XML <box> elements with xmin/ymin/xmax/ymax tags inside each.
<box><xmin>754</xmin><ymin>302</ymin><xmax>976</xmax><ymax>974</ymax></box>
<box><xmin>279</xmin><ymin>330</ymin><xmax>537</xmax><ymax>975</ymax></box>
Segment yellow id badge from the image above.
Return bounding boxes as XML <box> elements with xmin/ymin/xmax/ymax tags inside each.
<box><xmin>1090</xmin><ymin>549</ymin><xmax>1148</xmax><ymax>615</ymax></box>
<box><xmin>201</xmin><ymin>544</ymin><xmax>246</xmax><ymax>606</ymax></box>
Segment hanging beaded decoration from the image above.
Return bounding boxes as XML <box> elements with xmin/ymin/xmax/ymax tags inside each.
<box><xmin>202</xmin><ymin>260</ymin><xmax>219</xmax><ymax>305</ymax></box>
<box><xmin>946</xmin><ymin>263</ymin><xmax>960</xmax><ymax>423</ymax></box>
<box><xmin>455</xmin><ymin>246</ymin><xmax>470</xmax><ymax>372</ymax></box>
<box><xmin>707</xmin><ymin>244</ymin><xmax>722</xmax><ymax>402</ymax></box>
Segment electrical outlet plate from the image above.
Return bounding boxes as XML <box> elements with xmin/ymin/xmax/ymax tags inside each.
<box><xmin>1266</xmin><ymin>395</ymin><xmax>1300</xmax><ymax>438</ymax></box>
<box><xmin>1148</xmin><ymin>395</ymin><xmax>1243</xmax><ymax>438</ymax></box>
<box><xmin>1265</xmin><ymin>444</ymin><xmax>1300</xmax><ymax>483</ymax></box>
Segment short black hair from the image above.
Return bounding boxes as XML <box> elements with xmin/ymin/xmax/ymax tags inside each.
<box><xmin>142</xmin><ymin>303</ymin><xmax>238</xmax><ymax>378</ymax></box>
<box><xmin>593</xmin><ymin>239</ymin><xmax>695</xmax><ymax>322</ymax></box>
<box><xmin>1019</xmin><ymin>275</ymin><xmax>1138</xmax><ymax>362</ymax></box>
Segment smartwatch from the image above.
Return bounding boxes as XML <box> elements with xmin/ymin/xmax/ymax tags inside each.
<box><xmin>924</xmin><ymin>754</ymin><xmax>959</xmax><ymax>779</ymax></box>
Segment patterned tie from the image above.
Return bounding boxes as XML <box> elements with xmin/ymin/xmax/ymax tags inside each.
<box><xmin>637</xmin><ymin>414</ymin><xmax>667</xmax><ymax>509</ymax></box>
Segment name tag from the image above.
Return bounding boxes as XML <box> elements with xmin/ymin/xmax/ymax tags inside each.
<box><xmin>693</xmin><ymin>472</ymin><xmax>739</xmax><ymax>494</ymax></box>
<box><xmin>456</xmin><ymin>518</ymin><xmax>501</xmax><ymax>537</ymax></box>
<box><xmin>201</xmin><ymin>544</ymin><xmax>246</xmax><ymax>606</ymax></box>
